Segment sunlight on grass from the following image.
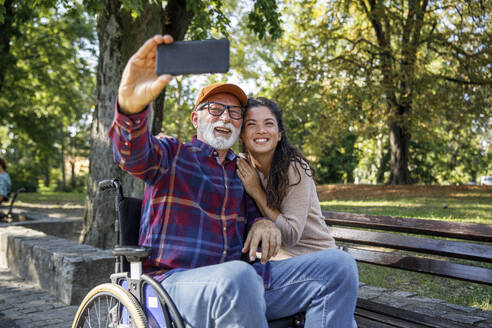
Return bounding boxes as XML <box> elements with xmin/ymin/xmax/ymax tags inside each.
<box><xmin>320</xmin><ymin>198</ymin><xmax>492</xmax><ymax>224</ymax></box>
<box><xmin>16</xmin><ymin>191</ymin><xmax>85</xmax><ymax>205</ymax></box>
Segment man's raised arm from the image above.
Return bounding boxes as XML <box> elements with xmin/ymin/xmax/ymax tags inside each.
<box><xmin>108</xmin><ymin>34</ymin><xmax>178</xmax><ymax>185</ymax></box>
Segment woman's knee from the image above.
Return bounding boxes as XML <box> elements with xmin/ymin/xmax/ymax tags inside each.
<box><xmin>314</xmin><ymin>249</ymin><xmax>359</xmax><ymax>284</ymax></box>
<box><xmin>217</xmin><ymin>261</ymin><xmax>264</xmax><ymax>295</ymax></box>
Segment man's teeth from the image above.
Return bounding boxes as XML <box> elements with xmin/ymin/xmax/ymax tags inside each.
<box><xmin>215</xmin><ymin>127</ymin><xmax>230</xmax><ymax>133</ymax></box>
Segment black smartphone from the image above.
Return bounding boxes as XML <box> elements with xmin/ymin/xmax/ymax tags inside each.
<box><xmin>156</xmin><ymin>39</ymin><xmax>230</xmax><ymax>76</ymax></box>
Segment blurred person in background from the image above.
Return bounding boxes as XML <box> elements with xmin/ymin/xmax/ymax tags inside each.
<box><xmin>0</xmin><ymin>158</ymin><xmax>11</xmax><ymax>202</ymax></box>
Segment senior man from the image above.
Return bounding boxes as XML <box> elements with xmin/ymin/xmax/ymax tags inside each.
<box><xmin>109</xmin><ymin>34</ymin><xmax>358</xmax><ymax>327</ymax></box>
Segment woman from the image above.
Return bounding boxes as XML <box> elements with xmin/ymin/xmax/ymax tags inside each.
<box><xmin>237</xmin><ymin>97</ymin><xmax>336</xmax><ymax>260</ymax></box>
<box><xmin>0</xmin><ymin>158</ymin><xmax>11</xmax><ymax>202</ymax></box>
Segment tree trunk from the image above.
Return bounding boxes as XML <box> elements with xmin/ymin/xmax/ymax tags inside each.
<box><xmin>80</xmin><ymin>0</ymin><xmax>164</xmax><ymax>248</ymax></box>
<box><xmin>43</xmin><ymin>166</ymin><xmax>50</xmax><ymax>187</ymax></box>
<box><xmin>388</xmin><ymin>120</ymin><xmax>411</xmax><ymax>184</ymax></box>
<box><xmin>70</xmin><ymin>161</ymin><xmax>76</xmax><ymax>189</ymax></box>
<box><xmin>80</xmin><ymin>0</ymin><xmax>193</xmax><ymax>249</ymax></box>
<box><xmin>61</xmin><ymin>133</ymin><xmax>66</xmax><ymax>190</ymax></box>
<box><xmin>0</xmin><ymin>0</ymin><xmax>14</xmax><ymax>94</ymax></box>
<box><xmin>151</xmin><ymin>0</ymin><xmax>194</xmax><ymax>135</ymax></box>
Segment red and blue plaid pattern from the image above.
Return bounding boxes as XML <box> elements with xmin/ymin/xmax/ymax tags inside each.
<box><xmin>109</xmin><ymin>105</ymin><xmax>270</xmax><ymax>286</ymax></box>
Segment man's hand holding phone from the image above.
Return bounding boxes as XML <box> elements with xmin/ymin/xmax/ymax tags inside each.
<box><xmin>118</xmin><ymin>35</ymin><xmax>230</xmax><ymax>115</ymax></box>
<box><xmin>118</xmin><ymin>34</ymin><xmax>174</xmax><ymax>115</ymax></box>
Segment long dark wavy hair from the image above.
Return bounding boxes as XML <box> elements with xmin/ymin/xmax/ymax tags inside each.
<box><xmin>242</xmin><ymin>97</ymin><xmax>314</xmax><ymax>211</ymax></box>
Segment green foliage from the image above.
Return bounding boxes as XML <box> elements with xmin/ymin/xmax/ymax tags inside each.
<box><xmin>2</xmin><ymin>133</ymin><xmax>44</xmax><ymax>192</ymax></box>
<box><xmin>160</xmin><ymin>77</ymin><xmax>197</xmax><ymax>140</ymax></box>
<box><xmin>186</xmin><ymin>0</ymin><xmax>231</xmax><ymax>39</ymax></box>
<box><xmin>247</xmin><ymin>0</ymin><xmax>283</xmax><ymax>40</ymax></box>
<box><xmin>0</xmin><ymin>1</ymin><xmax>96</xmax><ymax>190</ymax></box>
<box><xmin>316</xmin><ymin>134</ymin><xmax>359</xmax><ymax>184</ymax></box>
<box><xmin>8</xmin><ymin>166</ymin><xmax>39</xmax><ymax>192</ymax></box>
<box><xmin>232</xmin><ymin>0</ymin><xmax>491</xmax><ymax>184</ymax></box>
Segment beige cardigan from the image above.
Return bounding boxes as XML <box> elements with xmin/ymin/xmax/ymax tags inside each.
<box><xmin>257</xmin><ymin>161</ymin><xmax>336</xmax><ymax>260</ymax></box>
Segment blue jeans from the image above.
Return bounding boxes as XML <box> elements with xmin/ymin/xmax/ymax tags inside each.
<box><xmin>161</xmin><ymin>249</ymin><xmax>358</xmax><ymax>327</ymax></box>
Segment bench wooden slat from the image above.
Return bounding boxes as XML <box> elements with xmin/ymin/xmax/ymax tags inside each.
<box><xmin>355</xmin><ymin>312</ymin><xmax>406</xmax><ymax>328</ymax></box>
<box><xmin>357</xmin><ymin>299</ymin><xmax>470</xmax><ymax>328</ymax></box>
<box><xmin>356</xmin><ymin>308</ymin><xmax>432</xmax><ymax>328</ymax></box>
<box><xmin>332</xmin><ymin>227</ymin><xmax>492</xmax><ymax>263</ymax></box>
<box><xmin>345</xmin><ymin>247</ymin><xmax>492</xmax><ymax>285</ymax></box>
<box><xmin>324</xmin><ymin>211</ymin><xmax>492</xmax><ymax>242</ymax></box>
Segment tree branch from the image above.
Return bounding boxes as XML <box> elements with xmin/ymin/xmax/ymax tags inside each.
<box><xmin>437</xmin><ymin>75</ymin><xmax>492</xmax><ymax>86</ymax></box>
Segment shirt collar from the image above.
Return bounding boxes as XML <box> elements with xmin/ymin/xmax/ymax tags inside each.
<box><xmin>191</xmin><ymin>136</ymin><xmax>237</xmax><ymax>162</ymax></box>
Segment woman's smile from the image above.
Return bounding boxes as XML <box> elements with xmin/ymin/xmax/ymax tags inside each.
<box><xmin>241</xmin><ymin>106</ymin><xmax>281</xmax><ymax>156</ymax></box>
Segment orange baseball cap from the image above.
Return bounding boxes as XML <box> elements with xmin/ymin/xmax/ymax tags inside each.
<box><xmin>194</xmin><ymin>82</ymin><xmax>248</xmax><ymax>109</ymax></box>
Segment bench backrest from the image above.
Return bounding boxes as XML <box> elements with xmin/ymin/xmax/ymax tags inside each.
<box><xmin>324</xmin><ymin>211</ymin><xmax>492</xmax><ymax>286</ymax></box>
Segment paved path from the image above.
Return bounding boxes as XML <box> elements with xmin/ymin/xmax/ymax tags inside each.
<box><xmin>0</xmin><ymin>267</ymin><xmax>77</xmax><ymax>328</ymax></box>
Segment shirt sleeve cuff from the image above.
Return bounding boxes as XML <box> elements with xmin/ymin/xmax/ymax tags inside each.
<box><xmin>114</xmin><ymin>99</ymin><xmax>149</xmax><ymax>130</ymax></box>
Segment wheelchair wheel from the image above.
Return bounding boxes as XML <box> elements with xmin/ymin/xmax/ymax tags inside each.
<box><xmin>72</xmin><ymin>283</ymin><xmax>147</xmax><ymax>328</ymax></box>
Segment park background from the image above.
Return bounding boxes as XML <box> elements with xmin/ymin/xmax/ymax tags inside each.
<box><xmin>0</xmin><ymin>0</ymin><xmax>491</xmax><ymax>311</ymax></box>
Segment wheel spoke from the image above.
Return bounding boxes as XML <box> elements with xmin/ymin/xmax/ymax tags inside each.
<box><xmin>97</xmin><ymin>295</ymin><xmax>100</xmax><ymax>327</ymax></box>
<box><xmin>87</xmin><ymin>303</ymin><xmax>92</xmax><ymax>328</ymax></box>
<box><xmin>73</xmin><ymin>284</ymin><xmax>146</xmax><ymax>328</ymax></box>
<box><xmin>105</xmin><ymin>295</ymin><xmax>110</xmax><ymax>327</ymax></box>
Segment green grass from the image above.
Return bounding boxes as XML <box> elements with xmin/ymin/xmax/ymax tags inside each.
<box><xmin>318</xmin><ymin>184</ymin><xmax>492</xmax><ymax>310</ymax></box>
<box><xmin>320</xmin><ymin>197</ymin><xmax>492</xmax><ymax>224</ymax></box>
<box><xmin>17</xmin><ymin>191</ymin><xmax>85</xmax><ymax>204</ymax></box>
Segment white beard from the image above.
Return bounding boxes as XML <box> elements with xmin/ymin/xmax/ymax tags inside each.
<box><xmin>197</xmin><ymin>115</ymin><xmax>240</xmax><ymax>150</ymax></box>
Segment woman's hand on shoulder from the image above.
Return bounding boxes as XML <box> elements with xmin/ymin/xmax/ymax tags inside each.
<box><xmin>237</xmin><ymin>157</ymin><xmax>263</xmax><ymax>198</ymax></box>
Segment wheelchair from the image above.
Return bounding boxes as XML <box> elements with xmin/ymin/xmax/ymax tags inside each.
<box><xmin>72</xmin><ymin>179</ymin><xmax>304</xmax><ymax>328</ymax></box>
<box><xmin>0</xmin><ymin>187</ymin><xmax>26</xmax><ymax>220</ymax></box>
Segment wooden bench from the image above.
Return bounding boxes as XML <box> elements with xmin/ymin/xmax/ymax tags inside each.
<box><xmin>324</xmin><ymin>211</ymin><xmax>492</xmax><ymax>328</ymax></box>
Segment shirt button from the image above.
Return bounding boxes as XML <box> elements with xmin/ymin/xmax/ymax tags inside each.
<box><xmin>124</xmin><ymin>142</ymin><xmax>129</xmax><ymax>146</ymax></box>
<box><xmin>223</xmin><ymin>227</ymin><xmax>226</xmax><ymax>231</ymax></box>
<box><xmin>213</xmin><ymin>151</ymin><xmax>218</xmax><ymax>157</ymax></box>
<box><xmin>223</xmin><ymin>250</ymin><xmax>227</xmax><ymax>255</ymax></box>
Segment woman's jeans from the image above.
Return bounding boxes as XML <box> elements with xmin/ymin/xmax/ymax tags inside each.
<box><xmin>161</xmin><ymin>248</ymin><xmax>359</xmax><ymax>327</ymax></box>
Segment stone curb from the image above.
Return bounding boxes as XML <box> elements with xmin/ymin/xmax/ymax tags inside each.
<box><xmin>0</xmin><ymin>209</ymin><xmax>82</xmax><ymax>241</ymax></box>
<box><xmin>0</xmin><ymin>225</ymin><xmax>114</xmax><ymax>305</ymax></box>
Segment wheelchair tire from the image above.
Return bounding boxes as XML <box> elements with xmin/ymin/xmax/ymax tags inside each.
<box><xmin>72</xmin><ymin>283</ymin><xmax>147</xmax><ymax>328</ymax></box>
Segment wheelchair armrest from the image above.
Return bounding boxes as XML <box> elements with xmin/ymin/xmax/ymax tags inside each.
<box><xmin>112</xmin><ymin>246</ymin><xmax>150</xmax><ymax>262</ymax></box>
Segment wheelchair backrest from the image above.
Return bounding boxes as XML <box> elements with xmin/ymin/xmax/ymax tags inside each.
<box><xmin>118</xmin><ymin>196</ymin><xmax>142</xmax><ymax>247</ymax></box>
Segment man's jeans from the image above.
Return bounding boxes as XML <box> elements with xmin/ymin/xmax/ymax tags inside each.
<box><xmin>161</xmin><ymin>249</ymin><xmax>359</xmax><ymax>327</ymax></box>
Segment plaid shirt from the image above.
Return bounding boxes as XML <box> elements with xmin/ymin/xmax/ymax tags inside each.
<box><xmin>109</xmin><ymin>105</ymin><xmax>270</xmax><ymax>286</ymax></box>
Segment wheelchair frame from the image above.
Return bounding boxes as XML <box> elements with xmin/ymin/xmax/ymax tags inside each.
<box><xmin>72</xmin><ymin>179</ymin><xmax>185</xmax><ymax>328</ymax></box>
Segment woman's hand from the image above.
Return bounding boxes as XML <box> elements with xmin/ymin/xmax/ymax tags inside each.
<box><xmin>237</xmin><ymin>157</ymin><xmax>263</xmax><ymax>199</ymax></box>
